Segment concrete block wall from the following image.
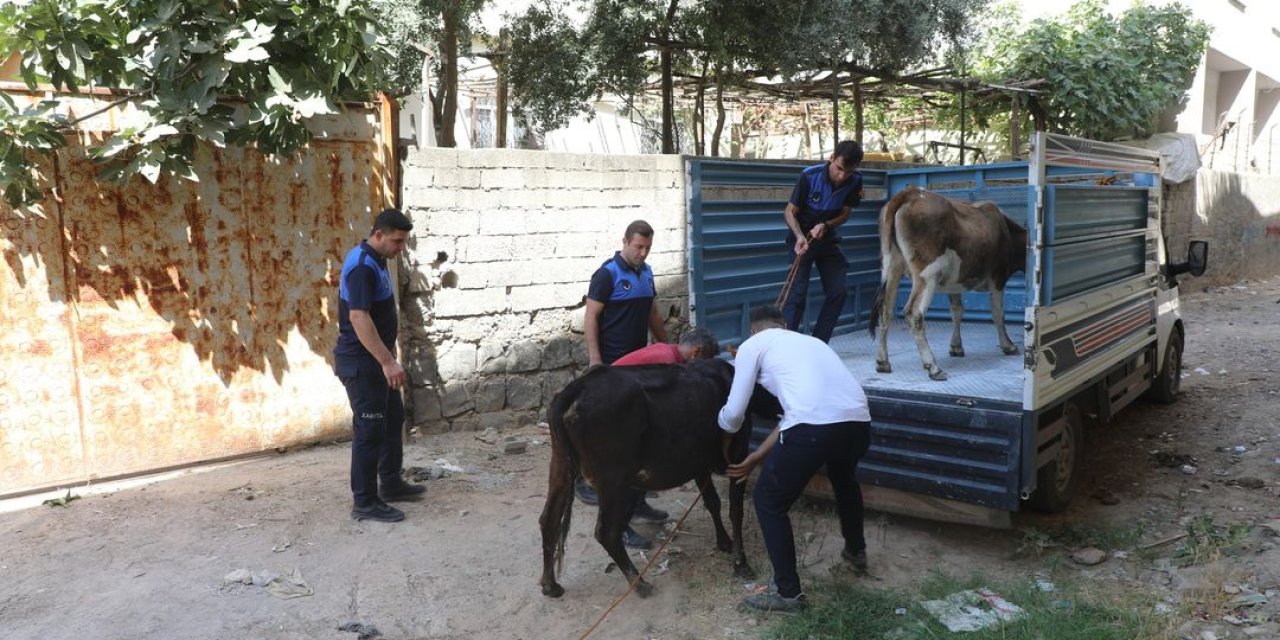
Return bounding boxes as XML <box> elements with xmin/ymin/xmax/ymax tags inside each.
<box><xmin>399</xmin><ymin>148</ymin><xmax>689</xmax><ymax>431</ymax></box>
<box><xmin>1194</xmin><ymin>169</ymin><xmax>1280</xmax><ymax>284</ymax></box>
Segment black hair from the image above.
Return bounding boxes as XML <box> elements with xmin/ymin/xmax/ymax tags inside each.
<box><xmin>833</xmin><ymin>140</ymin><xmax>864</xmax><ymax>166</ymax></box>
<box><xmin>624</xmin><ymin>219</ymin><xmax>654</xmax><ymax>240</ymax></box>
<box><xmin>373</xmin><ymin>208</ymin><xmax>413</xmax><ymax>234</ymax></box>
<box><xmin>679</xmin><ymin>327</ymin><xmax>720</xmax><ymax>358</ymax></box>
<box><xmin>748</xmin><ymin>305</ymin><xmax>786</xmax><ymax>328</ymax></box>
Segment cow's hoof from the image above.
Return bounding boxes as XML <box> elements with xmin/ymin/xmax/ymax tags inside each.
<box><xmin>875</xmin><ymin>361</ymin><xmax>892</xmax><ymax>373</ymax></box>
<box><xmin>733</xmin><ymin>562</ymin><xmax>756</xmax><ymax>579</ymax></box>
<box><xmin>542</xmin><ymin>582</ymin><xmax>565</xmax><ymax>598</ymax></box>
<box><xmin>950</xmin><ymin>346</ymin><xmax>965</xmax><ymax>357</ymax></box>
<box><xmin>1001</xmin><ymin>344</ymin><xmax>1019</xmax><ymax>355</ymax></box>
<box><xmin>928</xmin><ymin>369</ymin><xmax>948</xmax><ymax>381</ymax></box>
<box><xmin>715</xmin><ymin>538</ymin><xmax>732</xmax><ymax>553</ymax></box>
<box><xmin>633</xmin><ymin>580</ymin><xmax>654</xmax><ymax>598</ymax></box>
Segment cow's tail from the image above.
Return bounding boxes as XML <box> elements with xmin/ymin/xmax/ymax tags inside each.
<box><xmin>870</xmin><ymin>187</ymin><xmax>913</xmax><ymax>338</ymax></box>
<box><xmin>544</xmin><ymin>370</ymin><xmax>594</xmax><ymax>579</ymax></box>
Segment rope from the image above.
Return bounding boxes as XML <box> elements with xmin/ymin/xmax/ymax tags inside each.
<box><xmin>576</xmin><ymin>492</ymin><xmax>705</xmax><ymax>640</ymax></box>
<box><xmin>775</xmin><ymin>251</ymin><xmax>805</xmax><ymax>309</ymax></box>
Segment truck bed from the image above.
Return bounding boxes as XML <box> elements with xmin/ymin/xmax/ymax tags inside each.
<box><xmin>831</xmin><ymin>319</ymin><xmax>1025</xmax><ymax>403</ymax></box>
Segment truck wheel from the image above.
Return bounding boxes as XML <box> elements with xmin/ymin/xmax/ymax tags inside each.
<box><xmin>1147</xmin><ymin>329</ymin><xmax>1183</xmax><ymax>404</ymax></box>
<box><xmin>1026</xmin><ymin>402</ymin><xmax>1082</xmax><ymax>513</ymax></box>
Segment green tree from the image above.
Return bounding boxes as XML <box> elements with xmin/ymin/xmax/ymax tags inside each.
<box><xmin>368</xmin><ymin>0</ymin><xmax>489</xmax><ymax>148</ymax></box>
<box><xmin>981</xmin><ymin>0</ymin><xmax>1211</xmax><ymax>141</ymax></box>
<box><xmin>505</xmin><ymin>0</ymin><xmax>595</xmax><ymax>134</ymax></box>
<box><xmin>504</xmin><ymin>0</ymin><xmax>988</xmax><ymax>154</ymax></box>
<box><xmin>0</xmin><ymin>0</ymin><xmax>387</xmax><ymax>207</ymax></box>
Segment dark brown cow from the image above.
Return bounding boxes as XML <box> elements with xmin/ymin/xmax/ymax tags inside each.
<box><xmin>539</xmin><ymin>359</ymin><xmax>773</xmax><ymax>598</ymax></box>
<box><xmin>869</xmin><ymin>186</ymin><xmax>1028</xmax><ymax>381</ymax></box>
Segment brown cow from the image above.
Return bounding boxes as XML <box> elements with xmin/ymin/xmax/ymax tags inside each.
<box><xmin>539</xmin><ymin>359</ymin><xmax>775</xmax><ymax>598</ymax></box>
<box><xmin>869</xmin><ymin>186</ymin><xmax>1028</xmax><ymax>381</ymax></box>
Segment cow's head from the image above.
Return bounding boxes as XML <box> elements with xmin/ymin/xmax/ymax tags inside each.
<box><xmin>1004</xmin><ymin>215</ymin><xmax>1029</xmax><ymax>277</ymax></box>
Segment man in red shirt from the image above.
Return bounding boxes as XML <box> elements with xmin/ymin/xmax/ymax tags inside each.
<box><xmin>596</xmin><ymin>327</ymin><xmax>721</xmax><ymax>547</ymax></box>
<box><xmin>612</xmin><ymin>327</ymin><xmax>720</xmax><ymax>366</ymax></box>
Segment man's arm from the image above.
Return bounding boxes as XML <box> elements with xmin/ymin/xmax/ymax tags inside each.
<box><xmin>726</xmin><ymin>424</ymin><xmax>779</xmax><ymax>484</ymax></box>
<box><xmin>783</xmin><ymin>202</ymin><xmax>809</xmax><ymax>255</ymax></box>
<box><xmin>647</xmin><ymin>302</ymin><xmax>668</xmax><ymax>343</ymax></box>
<box><xmin>584</xmin><ymin>298</ymin><xmax>605</xmax><ymax>366</ymax></box>
<box><xmin>717</xmin><ymin>340</ymin><xmax>762</xmax><ymax>434</ymax></box>
<box><xmin>350</xmin><ymin>309</ymin><xmax>406</xmax><ymax>389</ymax></box>
<box><xmin>825</xmin><ymin>205</ymin><xmax>853</xmax><ymax>229</ymax></box>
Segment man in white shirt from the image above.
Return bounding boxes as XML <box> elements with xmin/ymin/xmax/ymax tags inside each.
<box><xmin>718</xmin><ymin>305</ymin><xmax>872</xmax><ymax>612</ymax></box>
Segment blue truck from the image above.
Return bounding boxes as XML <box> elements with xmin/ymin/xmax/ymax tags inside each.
<box><xmin>688</xmin><ymin>133</ymin><xmax>1208</xmax><ymax>527</ymax></box>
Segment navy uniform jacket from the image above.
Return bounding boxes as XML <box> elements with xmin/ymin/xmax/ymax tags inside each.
<box><xmin>587</xmin><ymin>252</ymin><xmax>656</xmax><ymax>364</ymax></box>
<box><xmin>785</xmin><ymin>163</ymin><xmax>863</xmax><ymax>248</ymax></box>
<box><xmin>335</xmin><ymin>241</ymin><xmax>397</xmax><ymax>361</ymax></box>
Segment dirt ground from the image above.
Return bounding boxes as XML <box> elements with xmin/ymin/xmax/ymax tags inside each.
<box><xmin>2</xmin><ymin>276</ymin><xmax>1279</xmax><ymax>640</ymax></box>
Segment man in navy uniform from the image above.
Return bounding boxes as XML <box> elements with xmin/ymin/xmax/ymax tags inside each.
<box><xmin>781</xmin><ymin>140</ymin><xmax>865</xmax><ymax>343</ymax></box>
<box><xmin>580</xmin><ymin>219</ymin><xmax>671</xmax><ymax>548</ymax></box>
<box><xmin>334</xmin><ymin>208</ymin><xmax>425</xmax><ymax>523</ymax></box>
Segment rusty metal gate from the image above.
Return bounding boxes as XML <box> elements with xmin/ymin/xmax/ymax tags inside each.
<box><xmin>0</xmin><ymin>86</ymin><xmax>397</xmax><ymax>496</ymax></box>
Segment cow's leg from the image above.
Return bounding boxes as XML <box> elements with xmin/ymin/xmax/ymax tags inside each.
<box><xmin>907</xmin><ymin>272</ymin><xmax>946</xmax><ymax>380</ymax></box>
<box><xmin>990</xmin><ymin>285</ymin><xmax>1019</xmax><ymax>355</ymax></box>
<box><xmin>948</xmin><ymin>293</ymin><xmax>965</xmax><ymax>357</ymax></box>
<box><xmin>727</xmin><ymin>474</ymin><xmax>754</xmax><ymax>578</ymax></box>
<box><xmin>694</xmin><ymin>472</ymin><xmax>731</xmax><ymax>552</ymax></box>
<box><xmin>538</xmin><ymin>451</ymin><xmax>575</xmax><ymax>597</ymax></box>
<box><xmin>594</xmin><ymin>487</ymin><xmax>653</xmax><ymax>597</ymax></box>
<box><xmin>875</xmin><ymin>255</ymin><xmax>906</xmax><ymax>374</ymax></box>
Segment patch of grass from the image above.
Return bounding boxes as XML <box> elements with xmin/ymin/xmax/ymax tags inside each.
<box><xmin>1016</xmin><ymin>522</ymin><xmax>1147</xmax><ymax>557</ymax></box>
<box><xmin>41</xmin><ymin>489</ymin><xmax>80</xmax><ymax>507</ymax></box>
<box><xmin>760</xmin><ymin>580</ymin><xmax>911</xmax><ymax>640</ymax></box>
<box><xmin>1174</xmin><ymin>514</ymin><xmax>1249</xmax><ymax>567</ymax></box>
<box><xmin>763</xmin><ymin>570</ymin><xmax>1177</xmax><ymax>640</ymax></box>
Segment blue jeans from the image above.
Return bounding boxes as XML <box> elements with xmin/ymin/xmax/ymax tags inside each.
<box><xmin>336</xmin><ymin>356</ymin><xmax>405</xmax><ymax>506</ymax></box>
<box><xmin>781</xmin><ymin>242</ymin><xmax>848</xmax><ymax>343</ymax></box>
<box><xmin>753</xmin><ymin>421</ymin><xmax>871</xmax><ymax>598</ymax></box>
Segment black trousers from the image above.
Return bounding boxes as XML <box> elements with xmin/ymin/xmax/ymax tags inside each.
<box><xmin>336</xmin><ymin>356</ymin><xmax>405</xmax><ymax>506</ymax></box>
<box><xmin>753</xmin><ymin>420</ymin><xmax>871</xmax><ymax>598</ymax></box>
<box><xmin>782</xmin><ymin>242</ymin><xmax>849</xmax><ymax>343</ymax></box>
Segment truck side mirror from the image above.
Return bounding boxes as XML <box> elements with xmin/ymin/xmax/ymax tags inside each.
<box><xmin>1182</xmin><ymin>240</ymin><xmax>1203</xmax><ymax>275</ymax></box>
<box><xmin>1185</xmin><ymin>240</ymin><xmax>1207</xmax><ymax>277</ymax></box>
<box><xmin>1167</xmin><ymin>240</ymin><xmax>1208</xmax><ymax>278</ymax></box>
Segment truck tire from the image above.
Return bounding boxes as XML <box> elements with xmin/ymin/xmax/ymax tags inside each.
<box><xmin>1026</xmin><ymin>402</ymin><xmax>1082</xmax><ymax>512</ymax></box>
<box><xmin>1147</xmin><ymin>328</ymin><xmax>1183</xmax><ymax>404</ymax></box>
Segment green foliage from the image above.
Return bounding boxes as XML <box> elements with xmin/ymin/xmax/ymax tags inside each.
<box><xmin>367</xmin><ymin>0</ymin><xmax>487</xmax><ymax>97</ymax></box>
<box><xmin>0</xmin><ymin>96</ymin><xmax>66</xmax><ymax>206</ymax></box>
<box><xmin>581</xmin><ymin>0</ymin><xmax>670</xmax><ymax>102</ymax></box>
<box><xmin>1016</xmin><ymin>521</ymin><xmax>1149</xmax><ymax>557</ymax></box>
<box><xmin>506</xmin><ymin>1</ymin><xmax>595</xmax><ymax>132</ymax></box>
<box><xmin>1175</xmin><ymin>514</ymin><xmax>1249</xmax><ymax>566</ymax></box>
<box><xmin>980</xmin><ymin>0</ymin><xmax>1211</xmax><ymax>140</ymax></box>
<box><xmin>505</xmin><ymin>0</ymin><xmax>988</xmax><ymax>137</ymax></box>
<box><xmin>0</xmin><ymin>0</ymin><xmax>388</xmax><ymax>207</ymax></box>
<box><xmin>765</xmin><ymin>570</ymin><xmax>1177</xmax><ymax>640</ymax></box>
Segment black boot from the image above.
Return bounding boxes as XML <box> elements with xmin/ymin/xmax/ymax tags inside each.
<box><xmin>380</xmin><ymin>478</ymin><xmax>426</xmax><ymax>502</ymax></box>
<box><xmin>631</xmin><ymin>498</ymin><xmax>668</xmax><ymax>522</ymax></box>
<box><xmin>622</xmin><ymin>525</ymin><xmax>652</xmax><ymax>549</ymax></box>
<box><xmin>351</xmin><ymin>501</ymin><xmax>405</xmax><ymax>523</ymax></box>
<box><xmin>574</xmin><ymin>478</ymin><xmax>599</xmax><ymax>505</ymax></box>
